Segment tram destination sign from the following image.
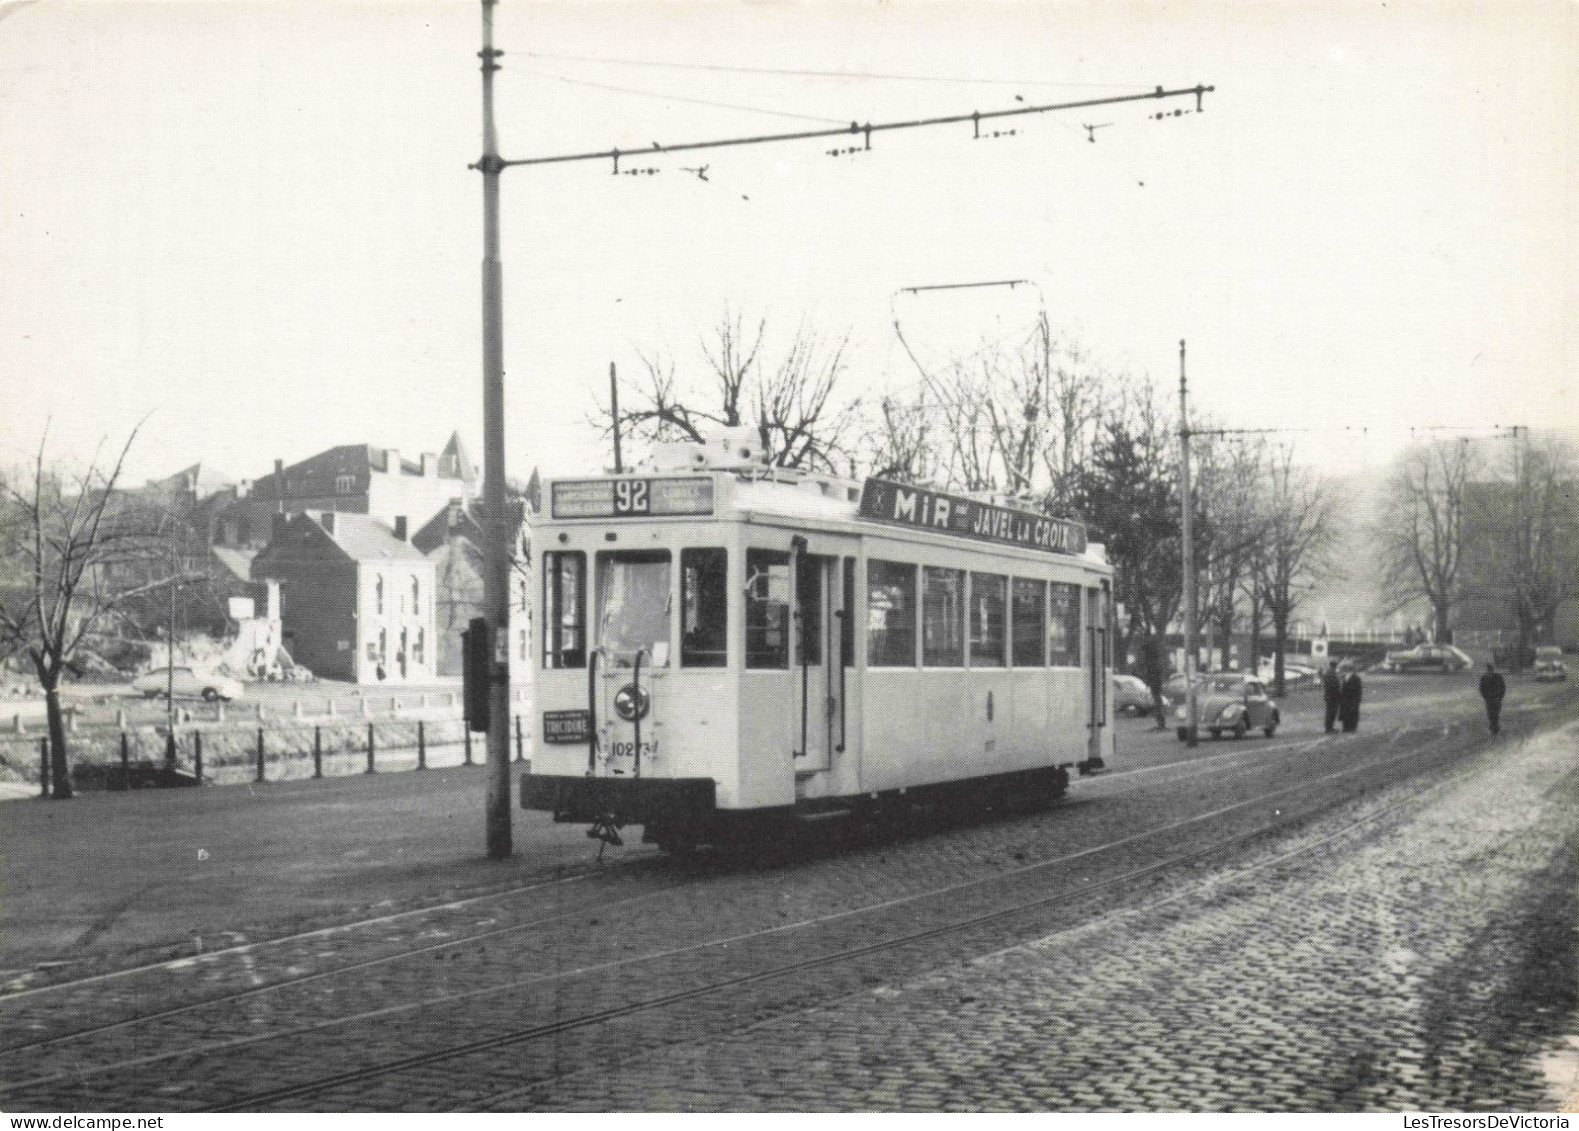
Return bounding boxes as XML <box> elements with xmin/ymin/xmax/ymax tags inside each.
<box><xmin>858</xmin><ymin>478</ymin><xmax>1087</xmax><ymax>557</ymax></box>
<box><xmin>551</xmin><ymin>477</ymin><xmax>714</xmax><ymax>519</ymax></box>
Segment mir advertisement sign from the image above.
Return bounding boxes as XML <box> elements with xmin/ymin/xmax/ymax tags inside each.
<box><xmin>858</xmin><ymin>478</ymin><xmax>1087</xmax><ymax>557</ymax></box>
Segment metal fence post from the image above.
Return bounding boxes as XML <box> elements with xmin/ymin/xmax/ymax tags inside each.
<box><xmin>119</xmin><ymin>731</ymin><xmax>130</xmax><ymax>791</ymax></box>
<box><xmin>313</xmin><ymin>725</ymin><xmax>323</xmax><ymax>778</ymax></box>
<box><xmin>515</xmin><ymin>715</ymin><xmax>524</xmax><ymax>763</ymax></box>
<box><xmin>256</xmin><ymin>727</ymin><xmax>265</xmax><ymax>783</ymax></box>
<box><xmin>417</xmin><ymin>720</ymin><xmax>426</xmax><ymax>770</ymax></box>
<box><xmin>39</xmin><ymin>735</ymin><xmax>49</xmax><ymax>798</ymax></box>
<box><xmin>194</xmin><ymin>730</ymin><xmax>203</xmax><ymax>785</ymax></box>
<box><xmin>464</xmin><ymin>723</ymin><xmax>473</xmax><ymax>766</ymax></box>
<box><xmin>366</xmin><ymin>723</ymin><xmax>376</xmax><ymax>773</ymax></box>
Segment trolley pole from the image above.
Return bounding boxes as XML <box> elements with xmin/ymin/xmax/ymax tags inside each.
<box><xmin>477</xmin><ymin>0</ymin><xmax>512</xmax><ymax>858</ymax></box>
<box><xmin>610</xmin><ymin>362</ymin><xmax>624</xmax><ymax>473</ymax></box>
<box><xmin>1179</xmin><ymin>340</ymin><xmax>1199</xmax><ymax>748</ymax></box>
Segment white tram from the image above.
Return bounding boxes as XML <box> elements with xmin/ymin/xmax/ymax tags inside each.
<box><xmin>522</xmin><ymin>429</ymin><xmax>1114</xmax><ymax>852</ymax></box>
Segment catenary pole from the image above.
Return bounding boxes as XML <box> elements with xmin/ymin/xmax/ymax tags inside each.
<box><xmin>477</xmin><ymin>0</ymin><xmax>512</xmax><ymax>858</ymax></box>
<box><xmin>1179</xmin><ymin>340</ymin><xmax>1199</xmax><ymax>747</ymax></box>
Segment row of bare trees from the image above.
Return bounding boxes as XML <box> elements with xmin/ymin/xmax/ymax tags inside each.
<box><xmin>1377</xmin><ymin>430</ymin><xmax>1579</xmax><ymax>663</ymax></box>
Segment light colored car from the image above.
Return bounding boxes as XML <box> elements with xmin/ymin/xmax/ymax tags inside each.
<box><xmin>1113</xmin><ymin>673</ymin><xmax>1163</xmax><ymax>716</ymax></box>
<box><xmin>1379</xmin><ymin>643</ymin><xmax>1472</xmax><ymax>673</ymax></box>
<box><xmin>1533</xmin><ymin>646</ymin><xmax>1568</xmax><ymax>682</ymax></box>
<box><xmin>1174</xmin><ymin>674</ymin><xmax>1280</xmax><ymax>740</ymax></box>
<box><xmin>132</xmin><ymin>666</ymin><xmax>244</xmax><ymax>702</ymax></box>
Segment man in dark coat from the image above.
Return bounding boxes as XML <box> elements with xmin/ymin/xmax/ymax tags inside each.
<box><xmin>1479</xmin><ymin>662</ymin><xmax>1507</xmax><ymax>734</ymax></box>
<box><xmin>1339</xmin><ymin>666</ymin><xmax>1363</xmax><ymax>732</ymax></box>
<box><xmin>1321</xmin><ymin>660</ymin><xmax>1343</xmax><ymax>733</ymax></box>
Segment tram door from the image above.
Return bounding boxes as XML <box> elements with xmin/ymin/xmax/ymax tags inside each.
<box><xmin>791</xmin><ymin>552</ymin><xmax>835</xmax><ymax>774</ymax></box>
<box><xmin>1086</xmin><ymin>585</ymin><xmax>1108</xmax><ymax>761</ymax></box>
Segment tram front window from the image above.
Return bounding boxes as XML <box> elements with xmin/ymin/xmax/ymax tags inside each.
<box><xmin>596</xmin><ymin>551</ymin><xmax>672</xmax><ymax>668</ymax></box>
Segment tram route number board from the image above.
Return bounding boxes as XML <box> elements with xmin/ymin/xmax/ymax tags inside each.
<box><xmin>551</xmin><ymin>477</ymin><xmax>715</xmax><ymax>519</ymax></box>
<box><xmin>858</xmin><ymin>478</ymin><xmax>1086</xmax><ymax>556</ymax></box>
<box><xmin>542</xmin><ymin>709</ymin><xmax>590</xmax><ymax>744</ymax></box>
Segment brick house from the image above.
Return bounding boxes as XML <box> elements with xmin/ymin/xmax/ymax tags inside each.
<box><xmin>211</xmin><ymin>433</ymin><xmax>477</xmax><ymax>552</ymax></box>
<box><xmin>252</xmin><ymin>511</ymin><xmax>437</xmax><ymax>684</ymax></box>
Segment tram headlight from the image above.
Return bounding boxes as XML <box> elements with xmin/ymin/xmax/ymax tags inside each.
<box><xmin>613</xmin><ymin>683</ymin><xmax>651</xmax><ymax>722</ymax></box>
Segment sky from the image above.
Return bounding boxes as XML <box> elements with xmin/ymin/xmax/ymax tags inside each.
<box><xmin>1</xmin><ymin>0</ymin><xmax>1575</xmax><ymax>489</ymax></box>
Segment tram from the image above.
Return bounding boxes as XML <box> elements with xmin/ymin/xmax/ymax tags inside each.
<box><xmin>521</xmin><ymin>428</ymin><xmax>1113</xmax><ymax>852</ymax></box>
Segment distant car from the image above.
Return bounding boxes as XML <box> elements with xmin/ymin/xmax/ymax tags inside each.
<box><xmin>1533</xmin><ymin>647</ymin><xmax>1568</xmax><ymax>682</ymax></box>
<box><xmin>1378</xmin><ymin>643</ymin><xmax>1472</xmax><ymax>673</ymax></box>
<box><xmin>1174</xmin><ymin>674</ymin><xmax>1280</xmax><ymax>740</ymax></box>
<box><xmin>1113</xmin><ymin>673</ymin><xmax>1163</xmax><ymax>716</ymax></box>
<box><xmin>132</xmin><ymin>666</ymin><xmax>243</xmax><ymax>702</ymax></box>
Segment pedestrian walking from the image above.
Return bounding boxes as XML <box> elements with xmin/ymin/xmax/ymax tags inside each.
<box><xmin>1339</xmin><ymin>666</ymin><xmax>1363</xmax><ymax>733</ymax></box>
<box><xmin>1321</xmin><ymin>659</ymin><xmax>1342</xmax><ymax>733</ymax></box>
<box><xmin>1479</xmin><ymin>662</ymin><xmax>1506</xmax><ymax>734</ymax></box>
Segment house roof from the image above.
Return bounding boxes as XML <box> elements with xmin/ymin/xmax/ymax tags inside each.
<box><xmin>411</xmin><ymin>499</ymin><xmax>485</xmax><ymax>555</ymax></box>
<box><xmin>320</xmin><ymin>513</ymin><xmax>429</xmax><ymax>563</ymax></box>
<box><xmin>211</xmin><ymin>546</ymin><xmax>256</xmax><ymax>583</ymax></box>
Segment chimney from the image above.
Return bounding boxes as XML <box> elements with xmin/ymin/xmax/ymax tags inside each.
<box><xmin>393</xmin><ymin>515</ymin><xmax>408</xmax><ymax>541</ymax></box>
<box><xmin>321</xmin><ymin>511</ymin><xmax>336</xmax><ymax>535</ymax></box>
<box><xmin>421</xmin><ymin>453</ymin><xmax>438</xmax><ymax>477</ymax></box>
<box><xmin>271</xmin><ymin>512</ymin><xmax>289</xmax><ymax>542</ymax></box>
<box><xmin>385</xmin><ymin>448</ymin><xmax>400</xmax><ymax>475</ymax></box>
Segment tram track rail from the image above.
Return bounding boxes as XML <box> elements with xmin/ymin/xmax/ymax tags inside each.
<box><xmin>0</xmin><ymin>713</ymin><xmax>1497</xmax><ymax>1107</ymax></box>
<box><xmin>201</xmin><ymin>720</ymin><xmax>1504</xmax><ymax>1112</ymax></box>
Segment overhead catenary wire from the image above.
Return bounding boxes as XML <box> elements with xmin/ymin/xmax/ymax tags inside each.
<box><xmin>521</xmin><ymin>50</ymin><xmax>1152</xmax><ymax>90</ymax></box>
<box><xmin>499</xmin><ymin>83</ymin><xmax>1213</xmax><ymax>168</ymax></box>
<box><xmin>520</xmin><ymin>68</ymin><xmax>853</xmax><ymax>126</ymax></box>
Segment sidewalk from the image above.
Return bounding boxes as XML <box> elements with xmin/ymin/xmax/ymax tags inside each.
<box><xmin>0</xmin><ymin>763</ymin><xmax>653</xmax><ymax>977</ymax></box>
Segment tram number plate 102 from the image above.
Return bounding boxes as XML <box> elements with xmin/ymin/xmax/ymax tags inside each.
<box><xmin>613</xmin><ymin>479</ymin><xmax>649</xmax><ymax>515</ymax></box>
<box><xmin>543</xmin><ymin>710</ymin><xmax>590</xmax><ymax>744</ymax></box>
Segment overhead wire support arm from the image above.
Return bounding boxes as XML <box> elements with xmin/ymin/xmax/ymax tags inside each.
<box><xmin>500</xmin><ymin>83</ymin><xmax>1214</xmax><ymax>169</ymax></box>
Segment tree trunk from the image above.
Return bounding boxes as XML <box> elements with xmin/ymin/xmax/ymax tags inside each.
<box><xmin>1433</xmin><ymin>601</ymin><xmax>1452</xmax><ymax>646</ymax></box>
<box><xmin>44</xmin><ymin>684</ymin><xmax>72</xmax><ymax>800</ymax></box>
<box><xmin>1270</xmin><ymin>612</ymin><xmax>1290</xmax><ymax>698</ymax></box>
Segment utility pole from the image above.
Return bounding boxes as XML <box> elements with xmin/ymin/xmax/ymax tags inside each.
<box><xmin>1179</xmin><ymin>339</ymin><xmax>1199</xmax><ymax>747</ymax></box>
<box><xmin>476</xmin><ymin>0</ymin><xmax>512</xmax><ymax>858</ymax></box>
<box><xmin>609</xmin><ymin>362</ymin><xmax>623</xmax><ymax>473</ymax></box>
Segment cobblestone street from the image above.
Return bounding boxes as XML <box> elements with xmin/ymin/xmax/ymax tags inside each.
<box><xmin>519</xmin><ymin>721</ymin><xmax>1579</xmax><ymax>1112</ymax></box>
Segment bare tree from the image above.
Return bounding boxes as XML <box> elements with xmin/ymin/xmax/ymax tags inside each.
<box><xmin>1192</xmin><ymin>433</ymin><xmax>1271</xmax><ymax>671</ymax></box>
<box><xmin>862</xmin><ymin>393</ymin><xmax>945</xmax><ymax>484</ymax></box>
<box><xmin>0</xmin><ymin>429</ymin><xmax>186</xmax><ymax>798</ymax></box>
<box><xmin>1376</xmin><ymin>438</ymin><xmax>1476</xmax><ymax>644</ymax></box>
<box><xmin>1256</xmin><ymin>447</ymin><xmax>1341</xmax><ymax>695</ymax></box>
<box><xmin>600</xmin><ymin>310</ymin><xmax>862</xmax><ymax>473</ymax></box>
<box><xmin>1462</xmin><ymin>430</ymin><xmax>1579</xmax><ymax>665</ymax></box>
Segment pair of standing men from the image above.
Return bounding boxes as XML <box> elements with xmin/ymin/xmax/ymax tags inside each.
<box><xmin>1322</xmin><ymin>660</ymin><xmax>1364</xmax><ymax>733</ymax></box>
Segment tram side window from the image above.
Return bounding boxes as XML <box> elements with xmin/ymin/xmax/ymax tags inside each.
<box><xmin>970</xmin><ymin>573</ymin><xmax>1007</xmax><ymax>667</ymax></box>
<box><xmin>681</xmin><ymin>548</ymin><xmax>728</xmax><ymax>668</ymax></box>
<box><xmin>922</xmin><ymin>566</ymin><xmax>965</xmax><ymax>668</ymax></box>
<box><xmin>542</xmin><ymin>551</ymin><xmax>586</xmax><ymax>669</ymax></box>
<box><xmin>1048</xmin><ymin>582</ymin><xmax>1081</xmax><ymax>667</ymax></box>
<box><xmin>745</xmin><ymin>549</ymin><xmax>791</xmax><ymax>669</ymax></box>
<box><xmin>1011</xmin><ymin>579</ymin><xmax>1046</xmax><ymax>667</ymax></box>
<box><xmin>867</xmin><ymin>560</ymin><xmax>917</xmax><ymax>667</ymax></box>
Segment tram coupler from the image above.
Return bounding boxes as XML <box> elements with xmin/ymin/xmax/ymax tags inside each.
<box><xmin>587</xmin><ymin>815</ymin><xmax>624</xmax><ymax>847</ymax></box>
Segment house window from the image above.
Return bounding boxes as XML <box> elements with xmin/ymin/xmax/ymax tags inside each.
<box><xmin>412</xmin><ymin>576</ymin><xmax>420</xmax><ymax>616</ymax></box>
<box><xmin>336</xmin><ymin>474</ymin><xmax>354</xmax><ymax>494</ymax></box>
<box><xmin>414</xmin><ymin>628</ymin><xmax>425</xmax><ymax>665</ymax></box>
<box><xmin>375</xmin><ymin>574</ymin><xmax>384</xmax><ymax>615</ymax></box>
<box><xmin>866</xmin><ymin>560</ymin><xmax>917</xmax><ymax>668</ymax></box>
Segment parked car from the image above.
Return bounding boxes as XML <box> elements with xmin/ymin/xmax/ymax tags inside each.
<box><xmin>1113</xmin><ymin>673</ymin><xmax>1163</xmax><ymax>716</ymax></box>
<box><xmin>1378</xmin><ymin>643</ymin><xmax>1472</xmax><ymax>673</ymax></box>
<box><xmin>1533</xmin><ymin>646</ymin><xmax>1568</xmax><ymax>682</ymax></box>
<box><xmin>132</xmin><ymin>666</ymin><xmax>244</xmax><ymax>702</ymax></box>
<box><xmin>1174</xmin><ymin>674</ymin><xmax>1280</xmax><ymax>740</ymax></box>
